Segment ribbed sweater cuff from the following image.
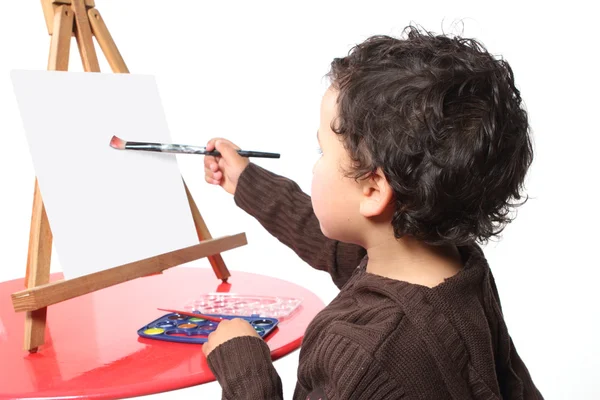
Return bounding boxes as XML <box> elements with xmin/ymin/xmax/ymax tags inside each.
<box><xmin>207</xmin><ymin>336</ymin><xmax>282</xmax><ymax>398</ymax></box>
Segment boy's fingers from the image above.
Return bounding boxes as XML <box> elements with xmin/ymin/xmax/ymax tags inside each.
<box><xmin>204</xmin><ymin>155</ymin><xmax>216</xmax><ymax>168</ymax></box>
<box><xmin>215</xmin><ymin>140</ymin><xmax>241</xmax><ymax>164</ymax></box>
<box><xmin>206</xmin><ymin>137</ymin><xmax>231</xmax><ymax>152</ymax></box>
<box><xmin>204</xmin><ymin>166</ymin><xmax>219</xmax><ymax>178</ymax></box>
<box><xmin>205</xmin><ymin>138</ymin><xmax>220</xmax><ymax>152</ymax></box>
<box><xmin>204</xmin><ymin>167</ymin><xmax>221</xmax><ymax>183</ymax></box>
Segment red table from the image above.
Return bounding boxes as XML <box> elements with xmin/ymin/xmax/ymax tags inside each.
<box><xmin>0</xmin><ymin>267</ymin><xmax>324</xmax><ymax>399</ymax></box>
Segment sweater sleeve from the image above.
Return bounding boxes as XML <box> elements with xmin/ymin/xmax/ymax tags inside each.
<box><xmin>233</xmin><ymin>163</ymin><xmax>367</xmax><ymax>289</ymax></box>
<box><xmin>207</xmin><ymin>336</ymin><xmax>283</xmax><ymax>400</ymax></box>
<box><xmin>206</xmin><ymin>333</ymin><xmax>406</xmax><ymax>400</ymax></box>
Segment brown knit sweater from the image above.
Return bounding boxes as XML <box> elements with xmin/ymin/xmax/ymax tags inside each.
<box><xmin>207</xmin><ymin>163</ymin><xmax>543</xmax><ymax>400</ymax></box>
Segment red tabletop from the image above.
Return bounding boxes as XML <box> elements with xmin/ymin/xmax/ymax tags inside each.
<box><xmin>0</xmin><ymin>267</ymin><xmax>325</xmax><ymax>399</ymax></box>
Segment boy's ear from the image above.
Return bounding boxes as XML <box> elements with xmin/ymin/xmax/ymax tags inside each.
<box><xmin>359</xmin><ymin>168</ymin><xmax>393</xmax><ymax>217</ymax></box>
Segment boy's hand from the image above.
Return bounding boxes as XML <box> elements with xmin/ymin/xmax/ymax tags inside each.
<box><xmin>204</xmin><ymin>138</ymin><xmax>250</xmax><ymax>195</ymax></box>
<box><xmin>202</xmin><ymin>318</ymin><xmax>261</xmax><ymax>357</ymax></box>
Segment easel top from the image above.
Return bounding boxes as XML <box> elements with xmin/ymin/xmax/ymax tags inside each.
<box><xmin>42</xmin><ymin>0</ymin><xmax>95</xmax><ymax>35</ymax></box>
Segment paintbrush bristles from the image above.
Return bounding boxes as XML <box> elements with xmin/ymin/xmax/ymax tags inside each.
<box><xmin>110</xmin><ymin>135</ymin><xmax>126</xmax><ymax>150</ymax></box>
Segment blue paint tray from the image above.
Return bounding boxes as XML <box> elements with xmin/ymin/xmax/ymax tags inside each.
<box><xmin>137</xmin><ymin>312</ymin><xmax>279</xmax><ymax>344</ymax></box>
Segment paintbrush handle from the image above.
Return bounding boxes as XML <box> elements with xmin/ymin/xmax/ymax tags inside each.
<box><xmin>122</xmin><ymin>141</ymin><xmax>280</xmax><ymax>159</ymax></box>
<box><xmin>205</xmin><ymin>150</ymin><xmax>280</xmax><ymax>159</ymax></box>
<box><xmin>157</xmin><ymin>308</ymin><xmax>224</xmax><ymax>322</ymax></box>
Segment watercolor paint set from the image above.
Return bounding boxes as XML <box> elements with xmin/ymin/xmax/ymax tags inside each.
<box><xmin>138</xmin><ymin>312</ymin><xmax>279</xmax><ymax>344</ymax></box>
<box><xmin>138</xmin><ymin>294</ymin><xmax>302</xmax><ymax>344</ymax></box>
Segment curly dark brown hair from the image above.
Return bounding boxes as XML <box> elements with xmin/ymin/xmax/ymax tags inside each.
<box><xmin>327</xmin><ymin>26</ymin><xmax>533</xmax><ymax>246</ymax></box>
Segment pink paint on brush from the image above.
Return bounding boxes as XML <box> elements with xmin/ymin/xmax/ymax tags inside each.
<box><xmin>110</xmin><ymin>135</ymin><xmax>125</xmax><ymax>150</ymax></box>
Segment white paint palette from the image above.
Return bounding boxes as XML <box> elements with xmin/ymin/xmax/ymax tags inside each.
<box><xmin>184</xmin><ymin>293</ymin><xmax>303</xmax><ymax>320</ymax></box>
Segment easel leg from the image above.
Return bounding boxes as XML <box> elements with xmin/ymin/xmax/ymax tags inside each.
<box><xmin>71</xmin><ymin>0</ymin><xmax>100</xmax><ymax>72</ymax></box>
<box><xmin>23</xmin><ymin>4</ymin><xmax>74</xmax><ymax>352</ymax></box>
<box><xmin>47</xmin><ymin>5</ymin><xmax>73</xmax><ymax>70</ymax></box>
<box><xmin>185</xmin><ymin>184</ymin><xmax>231</xmax><ymax>281</ymax></box>
<box><xmin>88</xmin><ymin>8</ymin><xmax>129</xmax><ymax>73</ymax></box>
<box><xmin>23</xmin><ymin>182</ymin><xmax>53</xmax><ymax>352</ymax></box>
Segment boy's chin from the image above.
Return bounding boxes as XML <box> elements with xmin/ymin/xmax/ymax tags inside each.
<box><xmin>318</xmin><ymin>222</ymin><xmax>339</xmax><ymax>240</ymax></box>
<box><xmin>318</xmin><ymin>222</ymin><xmax>331</xmax><ymax>237</ymax></box>
<box><xmin>319</xmin><ymin>222</ymin><xmax>359</xmax><ymax>244</ymax></box>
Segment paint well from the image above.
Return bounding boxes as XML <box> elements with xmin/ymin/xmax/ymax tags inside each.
<box><xmin>143</xmin><ymin>327</ymin><xmax>165</xmax><ymax>335</ymax></box>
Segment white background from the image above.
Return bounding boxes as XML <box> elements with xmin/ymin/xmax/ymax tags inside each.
<box><xmin>1</xmin><ymin>1</ymin><xmax>599</xmax><ymax>399</ymax></box>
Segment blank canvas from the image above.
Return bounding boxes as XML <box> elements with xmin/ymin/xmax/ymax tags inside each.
<box><xmin>11</xmin><ymin>70</ymin><xmax>200</xmax><ymax>280</ymax></box>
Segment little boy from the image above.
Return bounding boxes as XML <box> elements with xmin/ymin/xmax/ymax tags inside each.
<box><xmin>201</xmin><ymin>26</ymin><xmax>543</xmax><ymax>399</ymax></box>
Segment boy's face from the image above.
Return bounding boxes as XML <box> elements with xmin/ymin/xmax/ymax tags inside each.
<box><xmin>311</xmin><ymin>87</ymin><xmax>364</xmax><ymax>244</ymax></box>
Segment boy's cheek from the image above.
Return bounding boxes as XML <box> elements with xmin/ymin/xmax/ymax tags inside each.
<box><xmin>310</xmin><ymin>181</ymin><xmax>324</xmax><ymax>219</ymax></box>
<box><xmin>311</xmin><ymin>177</ymin><xmax>329</xmax><ymax>225</ymax></box>
<box><xmin>311</xmin><ymin>190</ymin><xmax>341</xmax><ymax>239</ymax></box>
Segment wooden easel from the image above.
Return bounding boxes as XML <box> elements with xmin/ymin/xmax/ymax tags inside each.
<box><xmin>11</xmin><ymin>0</ymin><xmax>245</xmax><ymax>352</ymax></box>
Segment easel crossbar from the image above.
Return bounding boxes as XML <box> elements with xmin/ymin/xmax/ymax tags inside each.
<box><xmin>12</xmin><ymin>233</ymin><xmax>247</xmax><ymax>313</ymax></box>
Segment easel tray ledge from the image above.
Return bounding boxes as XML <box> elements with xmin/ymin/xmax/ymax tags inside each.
<box><xmin>12</xmin><ymin>233</ymin><xmax>247</xmax><ymax>313</ymax></box>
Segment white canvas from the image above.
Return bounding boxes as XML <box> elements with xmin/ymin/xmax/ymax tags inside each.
<box><xmin>10</xmin><ymin>70</ymin><xmax>200</xmax><ymax>280</ymax></box>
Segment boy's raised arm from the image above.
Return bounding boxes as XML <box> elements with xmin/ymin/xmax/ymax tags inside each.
<box><xmin>234</xmin><ymin>162</ymin><xmax>366</xmax><ymax>289</ymax></box>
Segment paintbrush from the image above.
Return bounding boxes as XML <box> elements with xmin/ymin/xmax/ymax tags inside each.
<box><xmin>110</xmin><ymin>135</ymin><xmax>280</xmax><ymax>158</ymax></box>
<box><xmin>157</xmin><ymin>308</ymin><xmax>225</xmax><ymax>323</ymax></box>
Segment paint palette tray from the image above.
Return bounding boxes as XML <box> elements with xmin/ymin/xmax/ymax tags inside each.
<box><xmin>138</xmin><ymin>312</ymin><xmax>279</xmax><ymax>344</ymax></box>
<box><xmin>183</xmin><ymin>293</ymin><xmax>303</xmax><ymax>320</ymax></box>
